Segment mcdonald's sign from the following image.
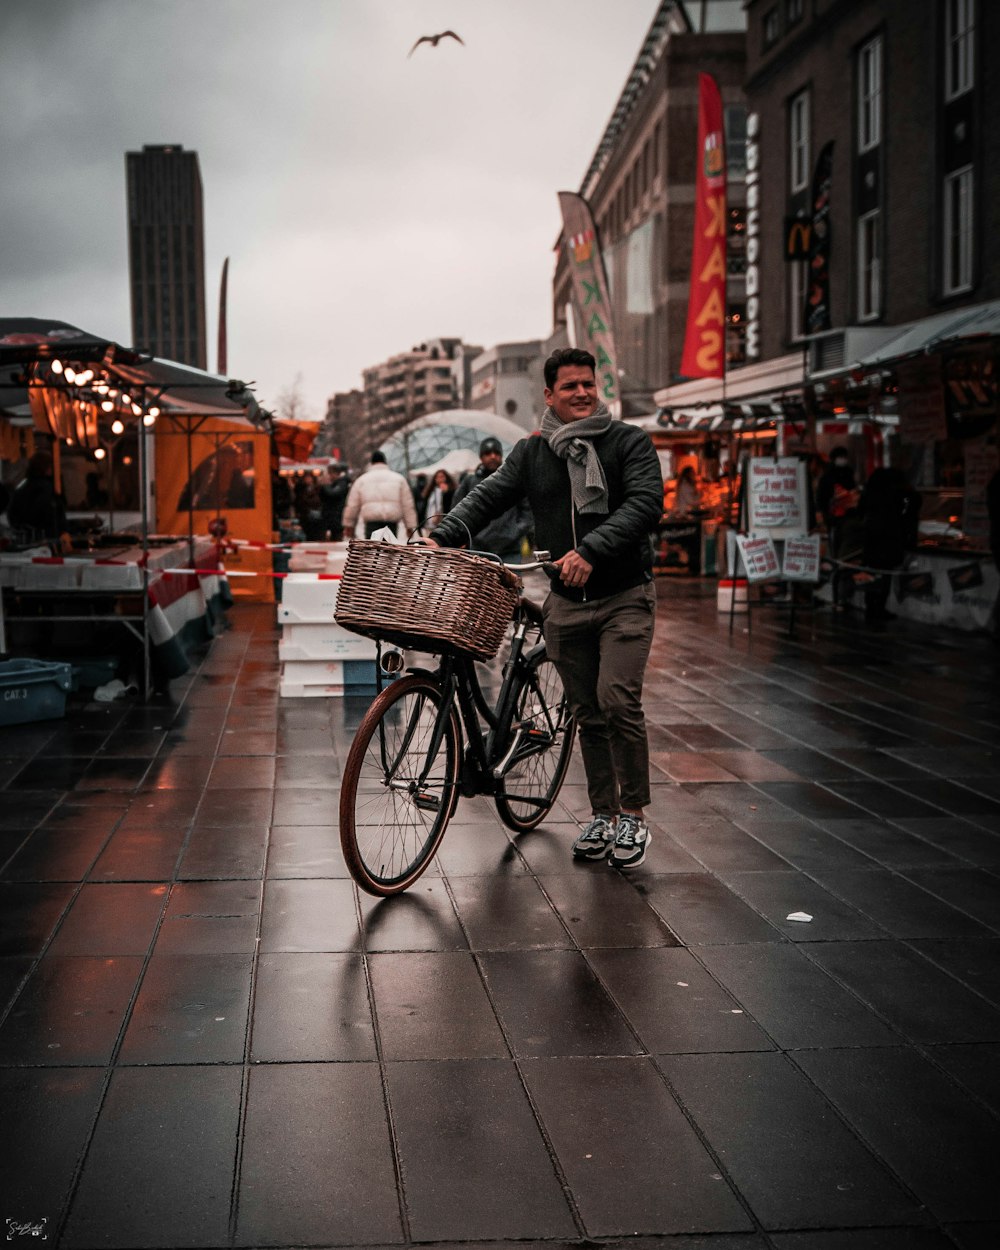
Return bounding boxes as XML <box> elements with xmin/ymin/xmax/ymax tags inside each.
<box><xmin>784</xmin><ymin>216</ymin><xmax>811</xmax><ymax>261</ymax></box>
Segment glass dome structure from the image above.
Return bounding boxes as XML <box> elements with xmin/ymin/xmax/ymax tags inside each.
<box><xmin>379</xmin><ymin>409</ymin><xmax>530</xmax><ymax>478</ymax></box>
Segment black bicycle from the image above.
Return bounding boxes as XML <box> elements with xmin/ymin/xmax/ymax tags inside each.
<box><xmin>339</xmin><ymin>573</ymin><xmax>576</xmax><ymax>896</ymax></box>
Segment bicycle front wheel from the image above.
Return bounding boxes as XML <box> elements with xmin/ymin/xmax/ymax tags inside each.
<box><xmin>495</xmin><ymin>655</ymin><xmax>576</xmax><ymax>832</ymax></box>
<box><xmin>340</xmin><ymin>674</ymin><xmax>460</xmax><ymax>895</ymax></box>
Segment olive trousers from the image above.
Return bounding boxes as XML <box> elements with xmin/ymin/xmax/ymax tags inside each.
<box><xmin>542</xmin><ymin>581</ymin><xmax>656</xmax><ymax>815</ymax></box>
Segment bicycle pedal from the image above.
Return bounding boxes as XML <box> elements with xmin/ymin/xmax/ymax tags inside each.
<box><xmin>413</xmin><ymin>792</ymin><xmax>441</xmax><ymax>811</ymax></box>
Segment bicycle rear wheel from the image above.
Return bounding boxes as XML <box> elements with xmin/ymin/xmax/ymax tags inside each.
<box><xmin>494</xmin><ymin>655</ymin><xmax>576</xmax><ymax>832</ymax></box>
<box><xmin>340</xmin><ymin>674</ymin><xmax>460</xmax><ymax>895</ymax></box>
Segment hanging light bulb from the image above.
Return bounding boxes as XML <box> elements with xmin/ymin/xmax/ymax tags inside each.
<box><xmin>147</xmin><ymin>405</ymin><xmax>160</xmax><ymax>418</ymax></box>
<box><xmin>64</xmin><ymin>367</ymin><xmax>77</xmax><ymax>384</ymax></box>
<box><xmin>95</xmin><ymin>383</ymin><xmax>109</xmax><ymax>395</ymax></box>
<box><xmin>111</xmin><ymin>419</ymin><xmax>125</xmax><ymax>435</ymax></box>
<box><xmin>101</xmin><ymin>399</ymin><xmax>114</xmax><ymax>412</ymax></box>
<box><xmin>122</xmin><ymin>455</ymin><xmax>133</xmax><ymax>466</ymax></box>
<box><xmin>51</xmin><ymin>359</ymin><xmax>63</xmax><ymax>374</ymax></box>
<box><xmin>77</xmin><ymin>368</ymin><xmax>93</xmax><ymax>384</ymax></box>
<box><xmin>120</xmin><ymin>393</ymin><xmax>131</xmax><ymax>405</ymax></box>
<box><xmin>93</xmin><ymin>447</ymin><xmax>106</xmax><ymax>460</ymax></box>
<box><xmin>107</xmin><ymin>388</ymin><xmax>118</xmax><ymax>398</ymax></box>
<box><xmin>131</xmin><ymin>402</ymin><xmax>142</xmax><ymax>416</ymax></box>
<box><xmin>142</xmin><ymin>413</ymin><xmax>157</xmax><ymax>427</ymax></box>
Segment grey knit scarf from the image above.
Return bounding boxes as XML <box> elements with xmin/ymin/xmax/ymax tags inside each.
<box><xmin>540</xmin><ymin>402</ymin><xmax>614</xmax><ymax>514</ymax></box>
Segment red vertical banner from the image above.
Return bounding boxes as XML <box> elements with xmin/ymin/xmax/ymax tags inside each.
<box><xmin>681</xmin><ymin>73</ymin><xmax>726</xmax><ymax>379</ymax></box>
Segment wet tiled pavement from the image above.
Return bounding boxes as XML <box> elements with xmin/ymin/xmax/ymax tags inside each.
<box><xmin>2</xmin><ymin>583</ymin><xmax>999</xmax><ymax>1249</ymax></box>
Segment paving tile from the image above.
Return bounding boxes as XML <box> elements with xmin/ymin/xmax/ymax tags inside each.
<box><xmin>0</xmin><ymin>956</ymin><xmax>142</xmax><ymax>1065</ymax></box>
<box><xmin>908</xmin><ymin>939</ymin><xmax>1000</xmax><ymax>1006</ymax></box>
<box><xmin>273</xmin><ymin>754</ymin><xmax>342</xmax><ymax>787</ymax></box>
<box><xmin>651</xmin><ymin>751</ymin><xmax>740</xmax><ymax>782</ymax></box>
<box><xmin>537</xmin><ymin>871</ymin><xmax>679</xmax><ymax>947</ymax></box>
<box><xmin>890</xmin><ymin>817</ymin><xmax>1000</xmax><ymax>866</ymax></box>
<box><xmin>176</xmin><ymin>822</ymin><xmax>268</xmax><ymax>879</ymax></box>
<box><xmin>119</xmin><ymin>952</ymin><xmax>252</xmax><ymax>1064</ymax></box>
<box><xmin>638</xmin><ymin>873</ymin><xmax>783</xmax><ymax>945</ymax></box>
<box><xmin>77</xmin><ymin>757</ymin><xmax>152</xmax><ymax>790</ymax></box>
<box><xmin>0</xmin><ymin>1067</ymin><xmax>105</xmax><ymax>1229</ymax></box>
<box><xmin>793</xmin><ymin>1046</ymin><xmax>1000</xmax><ymax>1221</ymax></box>
<box><xmin>250</xmin><ymin>953</ymin><xmax>376</xmax><ymax>1062</ymax></box>
<box><xmin>479</xmin><ymin>949</ymin><xmax>639</xmax><ymax>1057</ymax></box>
<box><xmin>929</xmin><ymin>1043</ymin><xmax>1000</xmax><ymax>1116</ymax></box>
<box><xmin>359</xmin><ymin>880</ymin><xmax>466</xmax><ymax>950</ymax></box>
<box><xmin>806</xmin><ymin>941</ymin><xmax>1000</xmax><ymax>1043</ymax></box>
<box><xmin>0</xmin><ymin>955</ymin><xmax>31</xmax><ymax>1014</ymax></box>
<box><xmin>269</xmin><ymin>788</ymin><xmax>336</xmax><ymax>825</ymax></box>
<box><xmin>522</xmin><ymin>1056</ymin><xmax>752</xmax><ymax>1236</ymax></box>
<box><xmin>659</xmin><ymin>1051</ymin><xmax>927</xmax><ymax>1230</ymax></box>
<box><xmin>0</xmin><ymin>882</ymin><xmax>74</xmax><ymax>955</ymax></box>
<box><xmin>206</xmin><ymin>755</ymin><xmax>275</xmax><ymax>789</ymax></box>
<box><xmin>945</xmin><ymin>1224</ymin><xmax>1000</xmax><ymax>1250</ymax></box>
<box><xmin>386</xmin><ymin>1058</ymin><xmax>576</xmax><ymax>1240</ymax></box>
<box><xmin>900</xmin><ymin>868</ymin><xmax>1000</xmax><ymax>932</ymax></box>
<box><xmin>664</xmin><ymin>818</ymin><xmax>795</xmax><ymax>872</ymax></box>
<box><xmin>815</xmin><ymin>818</ymin><xmax>961</xmax><ymax>868</ymax></box>
<box><xmin>260</xmin><ymin>878</ymin><xmax>359</xmax><ymax>951</ymax></box>
<box><xmin>8</xmin><ymin>757</ymin><xmax>92</xmax><ymax>790</ymax></box>
<box><xmin>369</xmin><ymin>951</ymin><xmax>507</xmax><ymax>1059</ymax></box>
<box><xmin>88</xmin><ymin>825</ymin><xmax>187</xmax><ymax>881</ymax></box>
<box><xmin>821</xmin><ymin>779</ymin><xmax>946</xmax><ymax>819</ymax></box>
<box><xmin>682</xmin><ymin>782</ymin><xmax>798</xmax><ymax>824</ymax></box>
<box><xmin>435</xmin><ymin>816</ymin><xmax>527</xmax><ymax>876</ymax></box>
<box><xmin>449</xmin><ymin>876</ymin><xmax>570</xmax><ymax>950</ymax></box>
<box><xmin>695</xmin><ymin>943</ymin><xmax>896</xmax><ymax>1049</ymax></box>
<box><xmin>770</xmin><ymin>1228</ymin><xmax>955</xmax><ymax>1248</ymax></box>
<box><xmin>827</xmin><ymin>866</ymin><xmax>995</xmax><ymax>937</ymax></box>
<box><xmin>239</xmin><ymin>1063</ymin><xmax>403</xmax><ymax>1245</ymax></box>
<box><xmin>63</xmin><ymin>1066</ymin><xmax>241</xmax><ymax>1248</ymax></box>
<box><xmin>745</xmin><ymin>819</ymin><xmax>878</xmax><ymax>871</ymax></box>
<box><xmin>756</xmin><ymin>748</ymin><xmax>867</xmax><ymax>781</ymax></box>
<box><xmin>0</xmin><ymin>790</ymin><xmax>58</xmax><ymax>830</ymax></box>
<box><xmin>900</xmin><ymin>777</ymin><xmax>1000</xmax><ymax>816</ymax></box>
<box><xmin>588</xmin><ymin>946</ymin><xmax>773</xmax><ymax>1053</ymax></box>
<box><xmin>46</xmin><ymin>882</ymin><xmax>168</xmax><ymax>955</ymax></box>
<box><xmin>0</xmin><ymin>823</ymin><xmax>111</xmax><ymax>882</ymax></box>
<box><xmin>266</xmin><ymin>823</ymin><xmax>351</xmax><ymax>877</ymax></box>
<box><xmin>753</xmin><ymin>781</ymin><xmax>875</xmax><ymax>821</ymax></box>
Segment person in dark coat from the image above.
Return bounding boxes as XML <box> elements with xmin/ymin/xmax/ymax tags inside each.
<box><xmin>428</xmin><ymin>347</ymin><xmax>664</xmax><ymax>871</ymax></box>
<box><xmin>319</xmin><ymin>463</ymin><xmax>350</xmax><ymax>540</ymax></box>
<box><xmin>450</xmin><ymin>438</ymin><xmax>532</xmax><ymax>563</ymax></box>
<box><xmin>7</xmin><ymin>451</ymin><xmax>68</xmax><ymax>544</ymax></box>
<box><xmin>859</xmin><ymin>464</ymin><xmax>921</xmax><ymax>623</ymax></box>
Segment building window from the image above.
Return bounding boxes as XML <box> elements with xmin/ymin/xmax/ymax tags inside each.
<box><xmin>857</xmin><ymin>209</ymin><xmax>881</xmax><ymax>320</ymax></box>
<box><xmin>943</xmin><ymin>165</ymin><xmax>974</xmax><ymax>293</ymax></box>
<box><xmin>763</xmin><ymin>7</ymin><xmax>780</xmax><ymax>47</ymax></box>
<box><xmin>786</xmin><ymin>0</ymin><xmax>803</xmax><ymax>24</ymax></box>
<box><xmin>789</xmin><ymin>90</ymin><xmax>810</xmax><ymax>193</ymax></box>
<box><xmin>858</xmin><ymin>36</ymin><xmax>882</xmax><ymax>153</ymax></box>
<box><xmin>944</xmin><ymin>0</ymin><xmax>975</xmax><ymax>100</ymax></box>
<box><xmin>789</xmin><ymin>261</ymin><xmax>807</xmax><ymax>341</ymax></box>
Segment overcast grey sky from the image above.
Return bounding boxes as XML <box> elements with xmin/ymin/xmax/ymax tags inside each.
<box><xmin>1</xmin><ymin>0</ymin><xmax>658</xmax><ymax>419</ymax></box>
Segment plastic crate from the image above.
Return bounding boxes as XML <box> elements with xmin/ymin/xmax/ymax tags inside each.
<box><xmin>0</xmin><ymin>659</ymin><xmax>74</xmax><ymax>726</ymax></box>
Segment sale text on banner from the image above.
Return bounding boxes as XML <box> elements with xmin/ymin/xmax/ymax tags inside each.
<box><xmin>735</xmin><ymin>534</ymin><xmax>781</xmax><ymax>582</ymax></box>
<box><xmin>747</xmin><ymin>458</ymin><xmax>809</xmax><ymax>537</ymax></box>
<box><xmin>782</xmin><ymin>533</ymin><xmax>821</xmax><ymax>582</ymax></box>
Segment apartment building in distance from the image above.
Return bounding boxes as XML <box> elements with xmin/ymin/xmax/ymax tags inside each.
<box><xmin>317</xmin><ymin>389</ymin><xmax>364</xmax><ymax>467</ymax></box>
<box><xmin>125</xmin><ymin>144</ymin><xmax>207</xmax><ymax>369</ymax></box>
<box><xmin>468</xmin><ymin>340</ymin><xmax>544</xmax><ymax>433</ymax></box>
<box><xmin>361</xmin><ymin>338</ymin><xmax>469</xmax><ymax>450</ymax></box>
<box><xmin>552</xmin><ymin>0</ymin><xmax>748</xmax><ymax>405</ymax></box>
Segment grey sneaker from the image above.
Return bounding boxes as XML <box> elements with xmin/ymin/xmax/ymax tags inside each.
<box><xmin>572</xmin><ymin>815</ymin><xmax>617</xmax><ymax>861</ymax></box>
<box><xmin>609</xmin><ymin>814</ymin><xmax>651</xmax><ymax>869</ymax></box>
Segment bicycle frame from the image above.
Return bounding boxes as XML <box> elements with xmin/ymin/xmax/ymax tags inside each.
<box><xmin>374</xmin><ymin>603</ymin><xmax>553</xmax><ymax>804</ymax></box>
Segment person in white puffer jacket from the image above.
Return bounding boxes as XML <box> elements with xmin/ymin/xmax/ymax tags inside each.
<box><xmin>341</xmin><ymin>451</ymin><xmax>419</xmax><ymax>539</ymax></box>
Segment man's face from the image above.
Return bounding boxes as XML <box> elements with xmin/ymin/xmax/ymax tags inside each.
<box><xmin>544</xmin><ymin>364</ymin><xmax>598</xmax><ymax>423</ymax></box>
<box><xmin>480</xmin><ymin>450</ymin><xmax>502</xmax><ymax>473</ymax></box>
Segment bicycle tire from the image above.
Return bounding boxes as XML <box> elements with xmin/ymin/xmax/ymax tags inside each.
<box><xmin>494</xmin><ymin>655</ymin><xmax>576</xmax><ymax>832</ymax></box>
<box><xmin>340</xmin><ymin>674</ymin><xmax>460</xmax><ymax>895</ymax></box>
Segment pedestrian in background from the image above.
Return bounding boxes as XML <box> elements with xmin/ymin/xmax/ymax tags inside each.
<box><xmin>450</xmin><ymin>437</ymin><xmax>532</xmax><ymax>564</ymax></box>
<box><xmin>421</xmin><ymin>469</ymin><xmax>456</xmax><ymax>528</ymax></box>
<box><xmin>859</xmin><ymin>463</ymin><xmax>921</xmax><ymax>623</ymax></box>
<box><xmin>342</xmin><ymin>450</ymin><xmax>418</xmax><ymax>539</ymax></box>
<box><xmin>319</xmin><ymin>462</ymin><xmax>350</xmax><ymax>540</ymax></box>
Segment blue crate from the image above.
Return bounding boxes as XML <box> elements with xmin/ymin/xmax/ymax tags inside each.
<box><xmin>343</xmin><ymin>660</ymin><xmax>378</xmax><ymax>686</ymax></box>
<box><xmin>0</xmin><ymin>659</ymin><xmax>74</xmax><ymax>727</ymax></box>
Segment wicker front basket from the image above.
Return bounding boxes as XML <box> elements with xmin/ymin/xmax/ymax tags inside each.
<box><xmin>334</xmin><ymin>540</ymin><xmax>521</xmax><ymax>661</ymax></box>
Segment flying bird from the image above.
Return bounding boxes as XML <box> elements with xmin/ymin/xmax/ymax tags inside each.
<box><xmin>408</xmin><ymin>30</ymin><xmax>465</xmax><ymax>57</ymax></box>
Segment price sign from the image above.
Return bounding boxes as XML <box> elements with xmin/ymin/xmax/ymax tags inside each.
<box><xmin>782</xmin><ymin>533</ymin><xmax>821</xmax><ymax>582</ymax></box>
<box><xmin>747</xmin><ymin>458</ymin><xmax>809</xmax><ymax>537</ymax></box>
<box><xmin>735</xmin><ymin>533</ymin><xmax>781</xmax><ymax>582</ymax></box>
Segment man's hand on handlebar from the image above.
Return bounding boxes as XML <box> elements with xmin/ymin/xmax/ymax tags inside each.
<box><xmin>553</xmin><ymin>549</ymin><xmax>593</xmax><ymax>588</ymax></box>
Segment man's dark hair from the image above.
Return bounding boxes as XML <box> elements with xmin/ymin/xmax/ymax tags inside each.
<box><xmin>370</xmin><ymin>450</ymin><xmax>387</xmax><ymax>465</ymax></box>
<box><xmin>543</xmin><ymin>347</ymin><xmax>596</xmax><ymax>389</ymax></box>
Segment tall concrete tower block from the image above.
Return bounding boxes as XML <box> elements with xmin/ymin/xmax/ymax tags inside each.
<box><xmin>126</xmin><ymin>144</ymin><xmax>207</xmax><ymax>369</ymax></box>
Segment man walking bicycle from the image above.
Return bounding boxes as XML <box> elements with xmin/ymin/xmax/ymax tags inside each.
<box><xmin>427</xmin><ymin>347</ymin><xmax>663</xmax><ymax>868</ymax></box>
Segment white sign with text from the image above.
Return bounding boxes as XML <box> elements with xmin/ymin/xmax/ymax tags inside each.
<box><xmin>782</xmin><ymin>533</ymin><xmax>822</xmax><ymax>582</ymax></box>
<box><xmin>735</xmin><ymin>533</ymin><xmax>781</xmax><ymax>582</ymax></box>
<box><xmin>747</xmin><ymin>458</ymin><xmax>809</xmax><ymax>537</ymax></box>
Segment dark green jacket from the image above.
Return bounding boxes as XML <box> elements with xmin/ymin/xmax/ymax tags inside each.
<box><xmin>430</xmin><ymin>424</ymin><xmax>663</xmax><ymax>601</ymax></box>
